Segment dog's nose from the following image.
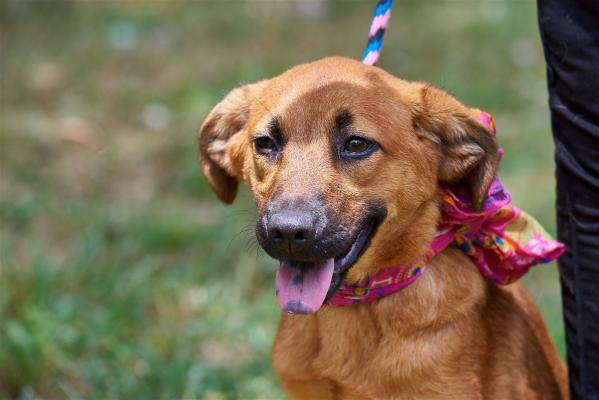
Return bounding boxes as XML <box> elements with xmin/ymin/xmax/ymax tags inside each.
<box><xmin>268</xmin><ymin>210</ymin><xmax>316</xmax><ymax>253</ymax></box>
<box><xmin>257</xmin><ymin>197</ymin><xmax>326</xmax><ymax>261</ymax></box>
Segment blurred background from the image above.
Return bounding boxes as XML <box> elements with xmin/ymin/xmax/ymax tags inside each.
<box><xmin>0</xmin><ymin>1</ymin><xmax>563</xmax><ymax>399</ymax></box>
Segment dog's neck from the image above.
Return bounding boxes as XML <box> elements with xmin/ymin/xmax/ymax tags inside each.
<box><xmin>321</xmin><ymin>246</ymin><xmax>489</xmax><ymax>334</ymax></box>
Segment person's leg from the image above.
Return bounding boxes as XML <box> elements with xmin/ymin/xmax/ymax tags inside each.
<box><xmin>537</xmin><ymin>0</ymin><xmax>599</xmax><ymax>398</ymax></box>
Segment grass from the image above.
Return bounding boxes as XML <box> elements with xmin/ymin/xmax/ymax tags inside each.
<box><xmin>0</xmin><ymin>1</ymin><xmax>562</xmax><ymax>398</ymax></box>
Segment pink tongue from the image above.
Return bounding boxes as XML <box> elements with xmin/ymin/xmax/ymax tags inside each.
<box><xmin>275</xmin><ymin>258</ymin><xmax>335</xmax><ymax>314</ymax></box>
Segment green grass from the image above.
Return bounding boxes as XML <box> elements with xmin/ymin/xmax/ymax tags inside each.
<box><xmin>1</xmin><ymin>1</ymin><xmax>563</xmax><ymax>398</ymax></box>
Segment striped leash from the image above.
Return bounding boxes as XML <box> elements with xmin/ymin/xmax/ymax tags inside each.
<box><xmin>361</xmin><ymin>0</ymin><xmax>393</xmax><ymax>66</ymax></box>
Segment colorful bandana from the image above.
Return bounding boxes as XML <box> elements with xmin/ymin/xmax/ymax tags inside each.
<box><xmin>328</xmin><ymin>110</ymin><xmax>565</xmax><ymax>306</ymax></box>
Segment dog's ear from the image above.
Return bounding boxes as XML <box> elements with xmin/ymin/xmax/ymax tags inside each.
<box><xmin>198</xmin><ymin>82</ymin><xmax>264</xmax><ymax>204</ymax></box>
<box><xmin>412</xmin><ymin>84</ymin><xmax>500</xmax><ymax>210</ymax></box>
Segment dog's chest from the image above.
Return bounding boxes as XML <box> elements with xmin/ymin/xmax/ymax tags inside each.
<box><xmin>273</xmin><ymin>303</ymin><xmax>486</xmax><ymax>399</ymax></box>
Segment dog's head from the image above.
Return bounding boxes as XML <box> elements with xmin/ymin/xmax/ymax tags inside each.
<box><xmin>199</xmin><ymin>57</ymin><xmax>499</xmax><ymax>313</ymax></box>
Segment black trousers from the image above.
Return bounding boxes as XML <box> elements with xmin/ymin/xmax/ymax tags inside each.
<box><xmin>537</xmin><ymin>1</ymin><xmax>599</xmax><ymax>398</ymax></box>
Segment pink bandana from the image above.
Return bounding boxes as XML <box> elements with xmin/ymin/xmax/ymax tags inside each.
<box><xmin>328</xmin><ymin>110</ymin><xmax>565</xmax><ymax>307</ymax></box>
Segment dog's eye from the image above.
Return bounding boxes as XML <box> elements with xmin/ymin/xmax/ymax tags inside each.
<box><xmin>342</xmin><ymin>136</ymin><xmax>376</xmax><ymax>157</ymax></box>
<box><xmin>253</xmin><ymin>136</ymin><xmax>278</xmax><ymax>155</ymax></box>
<box><xmin>345</xmin><ymin>138</ymin><xmax>370</xmax><ymax>153</ymax></box>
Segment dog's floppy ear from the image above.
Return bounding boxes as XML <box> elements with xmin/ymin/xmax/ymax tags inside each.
<box><xmin>412</xmin><ymin>85</ymin><xmax>500</xmax><ymax>210</ymax></box>
<box><xmin>198</xmin><ymin>82</ymin><xmax>264</xmax><ymax>204</ymax></box>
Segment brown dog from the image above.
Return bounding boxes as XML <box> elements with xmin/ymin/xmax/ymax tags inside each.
<box><xmin>199</xmin><ymin>57</ymin><xmax>568</xmax><ymax>399</ymax></box>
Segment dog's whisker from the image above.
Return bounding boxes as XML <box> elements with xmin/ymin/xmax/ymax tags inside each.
<box><xmin>224</xmin><ymin>223</ymin><xmax>258</xmax><ymax>252</ymax></box>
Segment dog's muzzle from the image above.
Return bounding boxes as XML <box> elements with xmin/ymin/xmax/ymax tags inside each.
<box><xmin>256</xmin><ymin>197</ymin><xmax>384</xmax><ymax>314</ymax></box>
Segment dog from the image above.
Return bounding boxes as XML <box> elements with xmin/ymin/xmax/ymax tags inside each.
<box><xmin>198</xmin><ymin>57</ymin><xmax>568</xmax><ymax>399</ymax></box>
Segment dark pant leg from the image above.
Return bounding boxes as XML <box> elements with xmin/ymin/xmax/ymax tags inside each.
<box><xmin>537</xmin><ymin>1</ymin><xmax>599</xmax><ymax>398</ymax></box>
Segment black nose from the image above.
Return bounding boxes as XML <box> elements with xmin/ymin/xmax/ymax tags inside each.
<box><xmin>256</xmin><ymin>197</ymin><xmax>324</xmax><ymax>261</ymax></box>
<box><xmin>268</xmin><ymin>210</ymin><xmax>316</xmax><ymax>253</ymax></box>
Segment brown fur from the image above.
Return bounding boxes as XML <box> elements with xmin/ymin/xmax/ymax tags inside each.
<box><xmin>199</xmin><ymin>57</ymin><xmax>568</xmax><ymax>399</ymax></box>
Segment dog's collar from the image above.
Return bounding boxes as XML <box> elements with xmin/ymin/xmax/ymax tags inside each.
<box><xmin>327</xmin><ymin>110</ymin><xmax>565</xmax><ymax>307</ymax></box>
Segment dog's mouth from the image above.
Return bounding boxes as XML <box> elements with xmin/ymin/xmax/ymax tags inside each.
<box><xmin>275</xmin><ymin>218</ymin><xmax>379</xmax><ymax>314</ymax></box>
